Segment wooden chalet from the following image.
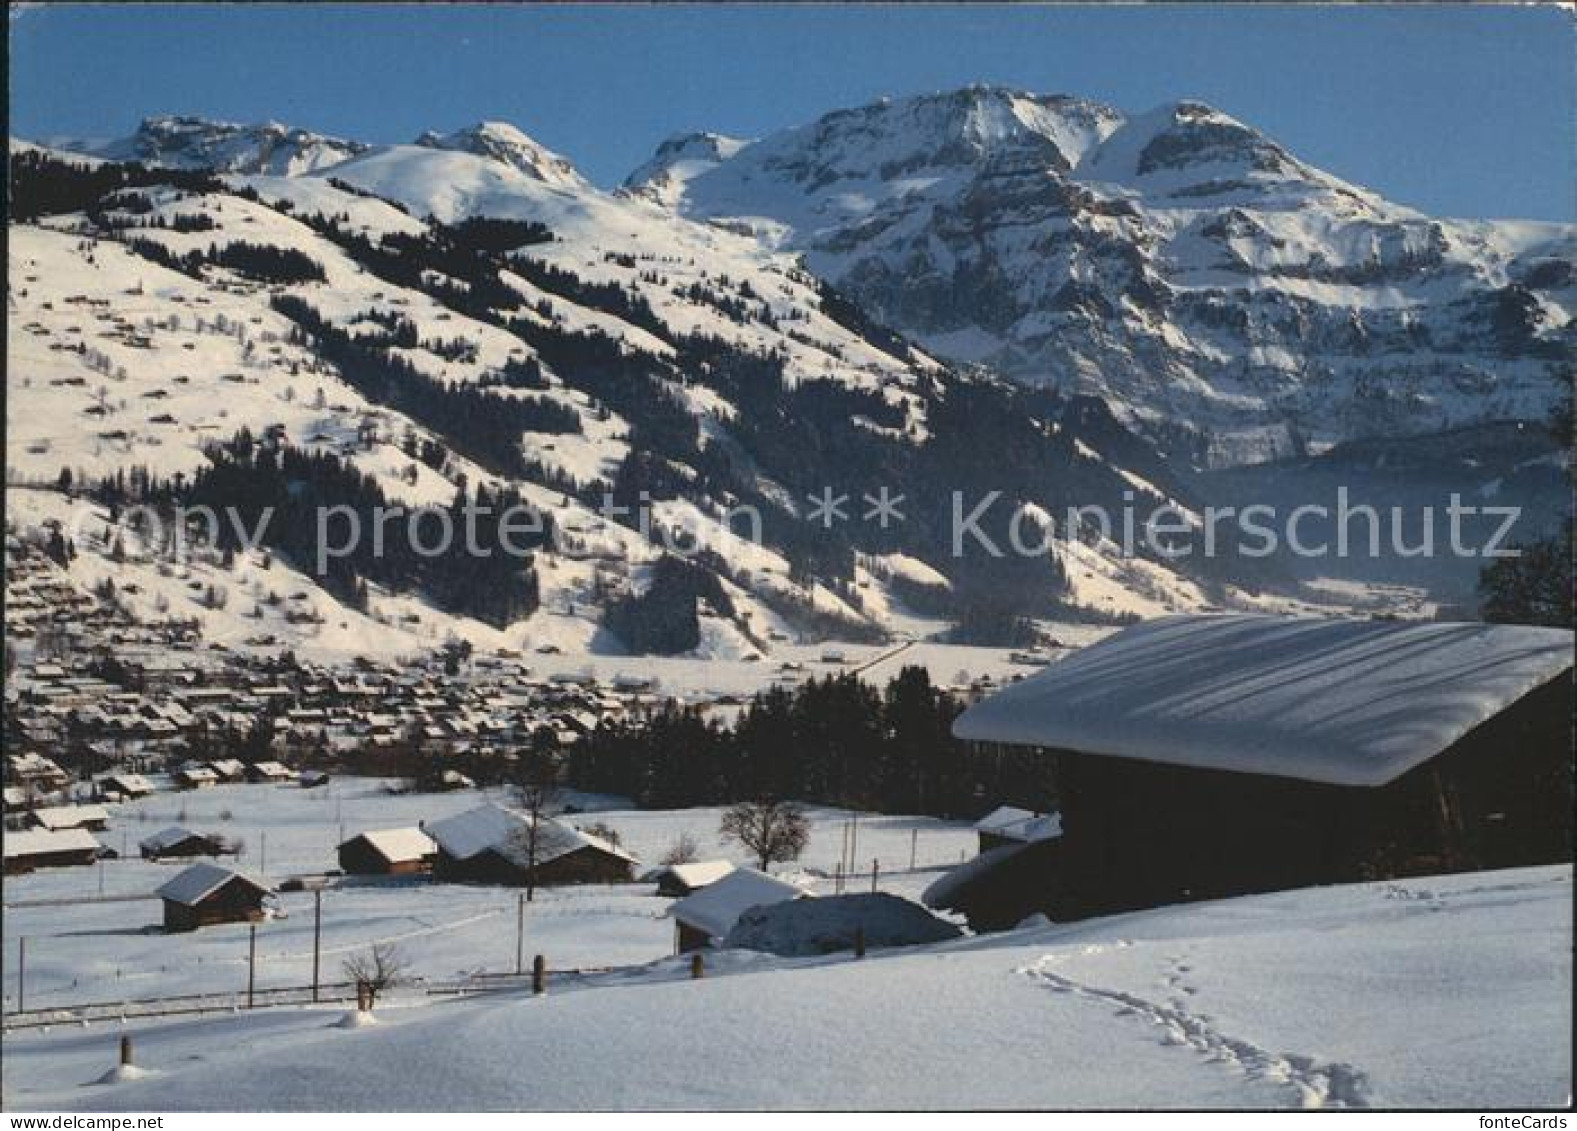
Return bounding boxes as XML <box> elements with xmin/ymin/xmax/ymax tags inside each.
<box><xmin>668</xmin><ymin>868</ymin><xmax>807</xmax><ymax>953</ymax></box>
<box><xmin>3</xmin><ymin>828</ymin><xmax>102</xmax><ymax>874</ymax></box>
<box><xmin>425</xmin><ymin>804</ymin><xmax>637</xmax><ymax>887</ymax></box>
<box><xmin>337</xmin><ymin>827</ymin><xmax>437</xmax><ymax>876</ymax></box>
<box><xmin>157</xmin><ymin>863</ymin><xmax>274</xmax><ymax>931</ymax></box>
<box><xmin>951</xmin><ymin>615</ymin><xmax>1574</xmax><ymax>924</ymax></box>
<box><xmin>645</xmin><ymin>859</ymin><xmax>736</xmax><ymax>898</ymax></box>
<box><xmin>140</xmin><ymin>826</ymin><xmax>231</xmax><ymax>860</ymax></box>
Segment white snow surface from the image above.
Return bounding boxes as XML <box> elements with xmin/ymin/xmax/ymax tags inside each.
<box><xmin>953</xmin><ymin>614</ymin><xmax>1574</xmax><ymax>787</ymax></box>
<box><xmin>6</xmin><ymin>864</ymin><xmax>1568</xmax><ymax>1109</ymax></box>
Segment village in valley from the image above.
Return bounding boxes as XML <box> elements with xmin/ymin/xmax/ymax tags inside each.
<box><xmin>2</xmin><ymin>508</ymin><xmax>1572</xmax><ymax>1110</ymax></box>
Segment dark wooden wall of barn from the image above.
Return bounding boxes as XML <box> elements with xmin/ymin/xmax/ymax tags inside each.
<box><xmin>1051</xmin><ymin>672</ymin><xmax>1572</xmax><ymax>921</ymax></box>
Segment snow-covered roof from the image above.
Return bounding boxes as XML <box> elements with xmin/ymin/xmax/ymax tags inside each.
<box><xmin>104</xmin><ymin>773</ymin><xmax>154</xmax><ymax>794</ymax></box>
<box><xmin>424</xmin><ymin>804</ymin><xmax>636</xmax><ymax>867</ymax></box>
<box><xmin>954</xmin><ymin>615</ymin><xmax>1575</xmax><ymax>788</ymax></box>
<box><xmin>668</xmin><ymin>868</ymin><xmax>807</xmax><ymax>940</ymax></box>
<box><xmin>29</xmin><ymin>804</ymin><xmax>110</xmax><ymax>830</ymax></box>
<box><xmin>346</xmin><ymin>826</ymin><xmax>437</xmax><ymax>863</ymax></box>
<box><xmin>667</xmin><ymin>860</ymin><xmax>737</xmax><ymax>888</ymax></box>
<box><xmin>140</xmin><ymin>826</ymin><xmax>209</xmax><ymax>852</ymax></box>
<box><xmin>3</xmin><ymin>827</ymin><xmax>101</xmax><ymax>860</ymax></box>
<box><xmin>922</xmin><ymin>842</ymin><xmax>1033</xmax><ymax>911</ymax></box>
<box><xmin>973</xmin><ymin>806</ymin><xmax>1063</xmax><ymax>843</ymax></box>
<box><xmin>156</xmin><ymin>862</ymin><xmax>273</xmax><ymax>906</ymax></box>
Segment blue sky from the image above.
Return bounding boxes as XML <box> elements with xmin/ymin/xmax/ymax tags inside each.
<box><xmin>10</xmin><ymin>4</ymin><xmax>1574</xmax><ymax>221</ymax></box>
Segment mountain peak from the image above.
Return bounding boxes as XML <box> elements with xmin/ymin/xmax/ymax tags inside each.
<box><xmin>56</xmin><ymin>115</ymin><xmax>366</xmax><ymax>176</ymax></box>
<box><xmin>621</xmin><ymin>131</ymin><xmax>750</xmax><ymax>205</ymax></box>
<box><xmin>414</xmin><ymin>121</ymin><xmax>587</xmax><ymax>189</ymax></box>
<box><xmin>1075</xmin><ymin>99</ymin><xmax>1360</xmax><ymax>207</ymax></box>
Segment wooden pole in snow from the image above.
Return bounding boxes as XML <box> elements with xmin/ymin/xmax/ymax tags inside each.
<box><xmin>17</xmin><ymin>937</ymin><xmax>25</xmax><ymax>1013</ymax></box>
<box><xmin>246</xmin><ymin>924</ymin><xmax>257</xmax><ymax>1008</ymax></box>
<box><xmin>910</xmin><ymin>828</ymin><xmax>917</xmax><ymax>871</ymax></box>
<box><xmin>532</xmin><ymin>954</ymin><xmax>546</xmax><ymax>995</ymax></box>
<box><xmin>515</xmin><ymin>892</ymin><xmax>525</xmax><ymax>975</ymax></box>
<box><xmin>871</xmin><ymin>859</ymin><xmax>880</xmax><ymax>893</ymax></box>
<box><xmin>690</xmin><ymin>953</ymin><xmax>705</xmax><ymax>980</ymax></box>
<box><xmin>120</xmin><ymin>1035</ymin><xmax>133</xmax><ymax>1067</ymax></box>
<box><xmin>311</xmin><ymin>889</ymin><xmax>322</xmax><ymax>1003</ymax></box>
<box><xmin>854</xmin><ymin>927</ymin><xmax>866</xmax><ymax>959</ymax></box>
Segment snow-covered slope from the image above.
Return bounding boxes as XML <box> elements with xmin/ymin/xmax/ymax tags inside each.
<box><xmin>627</xmin><ymin>86</ymin><xmax>1575</xmax><ymax>466</ymax></box>
<box><xmin>10</xmin><ymin>128</ymin><xmax>1264</xmax><ymax>659</ymax></box>
<box><xmin>7</xmin><ymin>864</ymin><xmax>1568</xmax><ymax>1109</ymax></box>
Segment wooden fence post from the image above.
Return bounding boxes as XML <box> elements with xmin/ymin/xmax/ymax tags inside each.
<box><xmin>120</xmin><ymin>1035</ymin><xmax>133</xmax><ymax>1067</ymax></box>
<box><xmin>871</xmin><ymin>859</ymin><xmax>880</xmax><ymax>893</ymax></box>
<box><xmin>854</xmin><ymin>927</ymin><xmax>866</xmax><ymax>959</ymax></box>
<box><xmin>532</xmin><ymin>954</ymin><xmax>546</xmax><ymax>995</ymax></box>
<box><xmin>690</xmin><ymin>953</ymin><xmax>705</xmax><ymax>980</ymax></box>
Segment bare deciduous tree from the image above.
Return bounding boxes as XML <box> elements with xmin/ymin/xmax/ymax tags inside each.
<box><xmin>343</xmin><ymin>943</ymin><xmax>408</xmax><ymax>1010</ymax></box>
<box><xmin>660</xmin><ymin>831</ymin><xmax>700</xmax><ymax>866</ymax></box>
<box><xmin>721</xmin><ymin>801</ymin><xmax>810</xmax><ymax>871</ymax></box>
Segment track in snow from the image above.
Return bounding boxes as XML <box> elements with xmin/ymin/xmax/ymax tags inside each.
<box><xmin>1023</xmin><ymin>953</ymin><xmax>1372</xmax><ymax>1109</ymax></box>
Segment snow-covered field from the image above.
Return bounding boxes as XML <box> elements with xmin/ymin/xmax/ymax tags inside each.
<box><xmin>1</xmin><ymin>778</ymin><xmax>976</xmax><ymax>1011</ymax></box>
<box><xmin>5</xmin><ymin>863</ymin><xmax>1568</xmax><ymax>1110</ymax></box>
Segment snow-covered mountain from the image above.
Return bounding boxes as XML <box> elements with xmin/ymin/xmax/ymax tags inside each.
<box><xmin>11</xmin><ymin>120</ymin><xmax>1287</xmax><ymax>662</ymax></box>
<box><xmin>625</xmin><ymin>86</ymin><xmax>1575</xmax><ymax>466</ymax></box>
<box><xmin>413</xmin><ymin>121</ymin><xmax>589</xmax><ymax>190</ymax></box>
<box><xmin>55</xmin><ymin>115</ymin><xmax>370</xmax><ymax>177</ymax></box>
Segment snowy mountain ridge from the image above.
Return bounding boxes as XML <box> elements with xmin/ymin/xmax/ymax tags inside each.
<box><xmin>624</xmin><ymin>86</ymin><xmax>1575</xmax><ymax>466</ymax></box>
<box><xmin>9</xmin><ymin>127</ymin><xmax>1282</xmax><ymax>664</ymax></box>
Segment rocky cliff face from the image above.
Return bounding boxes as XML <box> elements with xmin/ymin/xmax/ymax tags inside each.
<box><xmin>627</xmin><ymin>87</ymin><xmax>1574</xmax><ymax>467</ymax></box>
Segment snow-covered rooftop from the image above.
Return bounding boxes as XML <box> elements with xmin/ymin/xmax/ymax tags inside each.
<box><xmin>2</xmin><ymin>828</ymin><xmax>100</xmax><ymax>860</ymax></box>
<box><xmin>140</xmin><ymin>826</ymin><xmax>207</xmax><ymax>853</ymax></box>
<box><xmin>973</xmin><ymin>806</ymin><xmax>1062</xmax><ymax>843</ymax></box>
<box><xmin>346</xmin><ymin>826</ymin><xmax>437</xmax><ymax>863</ymax></box>
<box><xmin>667</xmin><ymin>867</ymin><xmax>807</xmax><ymax>940</ymax></box>
<box><xmin>155</xmin><ymin>862</ymin><xmax>273</xmax><ymax>906</ymax></box>
<box><xmin>643</xmin><ymin>858</ymin><xmax>734</xmax><ymax>889</ymax></box>
<box><xmin>28</xmin><ymin>804</ymin><xmax>110</xmax><ymax>831</ymax></box>
<box><xmin>954</xmin><ymin>615</ymin><xmax>1574</xmax><ymax>788</ymax></box>
<box><xmin>424</xmin><ymin>804</ymin><xmax>636</xmax><ymax>867</ymax></box>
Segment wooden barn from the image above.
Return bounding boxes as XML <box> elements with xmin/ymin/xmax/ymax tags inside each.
<box><xmin>925</xmin><ymin>810</ymin><xmax>1063</xmax><ymax>932</ymax></box>
<box><xmin>669</xmin><ymin>868</ymin><xmax>807</xmax><ymax>953</ymax></box>
<box><xmin>972</xmin><ymin>806</ymin><xmax>1062</xmax><ymax>854</ymax></box>
<box><xmin>245</xmin><ymin>761</ymin><xmax>295</xmax><ymax>783</ymax></box>
<box><xmin>173</xmin><ymin>765</ymin><xmax>219</xmax><ymax>790</ymax></box>
<box><xmin>337</xmin><ymin>827</ymin><xmax>437</xmax><ymax>876</ymax></box>
<box><xmin>101</xmin><ymin>773</ymin><xmax>155</xmax><ymax>800</ymax></box>
<box><xmin>952</xmin><ymin>615</ymin><xmax>1574</xmax><ymax>923</ymax></box>
<box><xmin>644</xmin><ymin>859</ymin><xmax>736</xmax><ymax>898</ymax></box>
<box><xmin>140</xmin><ymin>826</ymin><xmax>231</xmax><ymax>860</ymax></box>
<box><xmin>27</xmin><ymin>804</ymin><xmax>112</xmax><ymax>833</ymax></box>
<box><xmin>425</xmin><ymin>804</ymin><xmax>637</xmax><ymax>887</ymax></box>
<box><xmin>157</xmin><ymin>863</ymin><xmax>274</xmax><ymax>932</ymax></box>
<box><xmin>3</xmin><ymin>828</ymin><xmax>101</xmax><ymax>874</ymax></box>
